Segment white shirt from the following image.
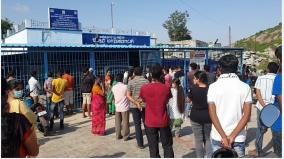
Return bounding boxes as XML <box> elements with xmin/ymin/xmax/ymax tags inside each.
<box><xmin>112</xmin><ymin>82</ymin><xmax>130</xmax><ymax>112</ymax></box>
<box><xmin>28</xmin><ymin>77</ymin><xmax>41</xmax><ymax>97</ymax></box>
<box><xmin>168</xmin><ymin>88</ymin><xmax>183</xmax><ymax>119</ymax></box>
<box><xmin>254</xmin><ymin>73</ymin><xmax>276</xmax><ymax>110</ymax></box>
<box><xmin>207</xmin><ymin>73</ymin><xmax>252</xmax><ymax>142</ymax></box>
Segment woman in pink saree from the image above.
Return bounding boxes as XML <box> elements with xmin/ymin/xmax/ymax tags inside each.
<box><xmin>91</xmin><ymin>77</ymin><xmax>106</xmax><ymax>135</ymax></box>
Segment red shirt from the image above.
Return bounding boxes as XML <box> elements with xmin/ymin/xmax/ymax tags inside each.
<box><xmin>140</xmin><ymin>82</ymin><xmax>172</xmax><ymax>128</ymax></box>
<box><xmin>62</xmin><ymin>74</ymin><xmax>75</xmax><ymax>91</ymax></box>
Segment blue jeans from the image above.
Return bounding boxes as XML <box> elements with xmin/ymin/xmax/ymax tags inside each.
<box><xmin>255</xmin><ymin>109</ymin><xmax>268</xmax><ymax>154</ymax></box>
<box><xmin>50</xmin><ymin>101</ymin><xmax>64</xmax><ymax>120</ymax></box>
<box><xmin>272</xmin><ymin>131</ymin><xmax>282</xmax><ymax>157</ymax></box>
<box><xmin>211</xmin><ymin>139</ymin><xmax>245</xmax><ymax>157</ymax></box>
<box><xmin>46</xmin><ymin>97</ymin><xmax>52</xmax><ymax>118</ymax></box>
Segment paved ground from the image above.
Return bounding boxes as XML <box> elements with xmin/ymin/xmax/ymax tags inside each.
<box><xmin>36</xmin><ymin>106</ymin><xmax>277</xmax><ymax>158</ymax></box>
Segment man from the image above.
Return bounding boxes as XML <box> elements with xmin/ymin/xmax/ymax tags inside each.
<box><xmin>204</xmin><ymin>65</ymin><xmax>216</xmax><ymax>85</ymax></box>
<box><xmin>63</xmin><ymin>70</ymin><xmax>75</xmax><ymax>115</ymax></box>
<box><xmin>28</xmin><ymin>70</ymin><xmax>41</xmax><ymax>105</ymax></box>
<box><xmin>50</xmin><ymin>71</ymin><xmax>67</xmax><ymax>130</ymax></box>
<box><xmin>6</xmin><ymin>70</ymin><xmax>16</xmax><ymax>82</ymax></box>
<box><xmin>188</xmin><ymin>63</ymin><xmax>198</xmax><ymax>89</ymax></box>
<box><xmin>81</xmin><ymin>68</ymin><xmax>94</xmax><ymax>118</ymax></box>
<box><xmin>112</xmin><ymin>73</ymin><xmax>131</xmax><ymax>141</ymax></box>
<box><xmin>271</xmin><ymin>45</ymin><xmax>282</xmax><ymax>157</ymax></box>
<box><xmin>249</xmin><ymin>62</ymin><xmax>278</xmax><ymax>157</ymax></box>
<box><xmin>127</xmin><ymin>67</ymin><xmax>149</xmax><ymax>149</ymax></box>
<box><xmin>44</xmin><ymin>72</ymin><xmax>54</xmax><ymax>117</ymax></box>
<box><xmin>89</xmin><ymin>68</ymin><xmax>96</xmax><ymax>82</ymax></box>
<box><xmin>139</xmin><ymin>64</ymin><xmax>174</xmax><ymax>158</ymax></box>
<box><xmin>208</xmin><ymin>54</ymin><xmax>252</xmax><ymax>157</ymax></box>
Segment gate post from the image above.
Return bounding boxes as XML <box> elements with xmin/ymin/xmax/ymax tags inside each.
<box><xmin>43</xmin><ymin>52</ymin><xmax>48</xmax><ymax>79</ymax></box>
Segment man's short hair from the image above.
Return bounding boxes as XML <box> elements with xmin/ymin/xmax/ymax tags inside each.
<box><xmin>57</xmin><ymin>70</ymin><xmax>63</xmax><ymax>77</ymax></box>
<box><xmin>83</xmin><ymin>67</ymin><xmax>89</xmax><ymax>74</ymax></box>
<box><xmin>115</xmin><ymin>73</ymin><xmax>123</xmax><ymax>82</ymax></box>
<box><xmin>218</xmin><ymin>54</ymin><xmax>239</xmax><ymax>73</ymax></box>
<box><xmin>151</xmin><ymin>64</ymin><xmax>163</xmax><ymax>80</ymax></box>
<box><xmin>267</xmin><ymin>62</ymin><xmax>279</xmax><ymax>74</ymax></box>
<box><xmin>204</xmin><ymin>65</ymin><xmax>210</xmax><ymax>72</ymax></box>
<box><xmin>31</xmin><ymin>70</ymin><xmax>37</xmax><ymax>77</ymax></box>
<box><xmin>48</xmin><ymin>72</ymin><xmax>53</xmax><ymax>77</ymax></box>
<box><xmin>8</xmin><ymin>70</ymin><xmax>15</xmax><ymax>77</ymax></box>
<box><xmin>190</xmin><ymin>63</ymin><xmax>198</xmax><ymax>70</ymax></box>
<box><xmin>65</xmin><ymin>69</ymin><xmax>71</xmax><ymax>74</ymax></box>
<box><xmin>134</xmin><ymin>67</ymin><xmax>143</xmax><ymax>76</ymax></box>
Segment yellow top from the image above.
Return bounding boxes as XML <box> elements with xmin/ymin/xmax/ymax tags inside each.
<box><xmin>51</xmin><ymin>78</ymin><xmax>67</xmax><ymax>103</ymax></box>
<box><xmin>9</xmin><ymin>99</ymin><xmax>37</xmax><ymax>128</ymax></box>
<box><xmin>92</xmin><ymin>84</ymin><xmax>104</xmax><ymax>96</ymax></box>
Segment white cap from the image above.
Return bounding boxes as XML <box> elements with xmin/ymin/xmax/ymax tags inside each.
<box><xmin>89</xmin><ymin>68</ymin><xmax>93</xmax><ymax>72</ymax></box>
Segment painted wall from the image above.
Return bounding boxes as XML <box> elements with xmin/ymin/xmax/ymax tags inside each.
<box><xmin>4</xmin><ymin>30</ymin><xmax>28</xmax><ymax>44</ymax></box>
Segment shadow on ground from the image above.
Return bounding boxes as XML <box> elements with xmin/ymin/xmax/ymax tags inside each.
<box><xmin>181</xmin><ymin>126</ymin><xmax>193</xmax><ymax>136</ymax></box>
<box><xmin>182</xmin><ymin>150</ymin><xmax>196</xmax><ymax>158</ymax></box>
<box><xmin>105</xmin><ymin>122</ymin><xmax>135</xmax><ymax>136</ymax></box>
<box><xmin>90</xmin><ymin>152</ymin><xmax>126</xmax><ymax>158</ymax></box>
<box><xmin>245</xmin><ymin>128</ymin><xmax>257</xmax><ymax>145</ymax></box>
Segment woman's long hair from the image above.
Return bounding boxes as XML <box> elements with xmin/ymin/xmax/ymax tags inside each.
<box><xmin>172</xmin><ymin>78</ymin><xmax>185</xmax><ymax>114</ymax></box>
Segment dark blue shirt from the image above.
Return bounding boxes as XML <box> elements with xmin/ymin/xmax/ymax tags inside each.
<box><xmin>271</xmin><ymin>73</ymin><xmax>282</xmax><ymax>132</ymax></box>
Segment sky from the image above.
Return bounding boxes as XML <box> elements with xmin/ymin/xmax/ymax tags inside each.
<box><xmin>1</xmin><ymin>0</ymin><xmax>282</xmax><ymax>45</ymax></box>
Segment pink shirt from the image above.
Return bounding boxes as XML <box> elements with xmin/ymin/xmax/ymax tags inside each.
<box><xmin>112</xmin><ymin>82</ymin><xmax>130</xmax><ymax>112</ymax></box>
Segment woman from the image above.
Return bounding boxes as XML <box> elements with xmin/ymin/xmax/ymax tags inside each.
<box><xmin>1</xmin><ymin>78</ymin><xmax>39</xmax><ymax>157</ymax></box>
<box><xmin>7</xmin><ymin>79</ymin><xmax>37</xmax><ymax>128</ymax></box>
<box><xmin>92</xmin><ymin>77</ymin><xmax>107</xmax><ymax>135</ymax></box>
<box><xmin>188</xmin><ymin>71</ymin><xmax>212</xmax><ymax>158</ymax></box>
<box><xmin>168</xmin><ymin>78</ymin><xmax>185</xmax><ymax>137</ymax></box>
<box><xmin>163</xmin><ymin>67</ymin><xmax>172</xmax><ymax>88</ymax></box>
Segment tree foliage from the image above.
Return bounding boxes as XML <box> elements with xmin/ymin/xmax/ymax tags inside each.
<box><xmin>1</xmin><ymin>18</ymin><xmax>13</xmax><ymax>39</ymax></box>
<box><xmin>163</xmin><ymin>10</ymin><xmax>192</xmax><ymax>41</ymax></box>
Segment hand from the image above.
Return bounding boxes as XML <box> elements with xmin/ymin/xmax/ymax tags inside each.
<box><xmin>221</xmin><ymin>137</ymin><xmax>231</xmax><ymax>149</ymax></box>
<box><xmin>136</xmin><ymin>102</ymin><xmax>143</xmax><ymax>111</ymax></box>
<box><xmin>227</xmin><ymin>134</ymin><xmax>236</xmax><ymax>146</ymax></box>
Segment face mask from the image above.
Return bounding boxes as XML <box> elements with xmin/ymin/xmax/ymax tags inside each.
<box><xmin>13</xmin><ymin>90</ymin><xmax>23</xmax><ymax>99</ymax></box>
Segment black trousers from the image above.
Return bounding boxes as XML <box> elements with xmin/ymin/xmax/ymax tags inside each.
<box><xmin>145</xmin><ymin>126</ymin><xmax>174</xmax><ymax>158</ymax></box>
<box><xmin>130</xmin><ymin>108</ymin><xmax>146</xmax><ymax>147</ymax></box>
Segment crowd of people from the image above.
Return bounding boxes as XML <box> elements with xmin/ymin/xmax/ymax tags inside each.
<box><xmin>1</xmin><ymin>46</ymin><xmax>282</xmax><ymax>158</ymax></box>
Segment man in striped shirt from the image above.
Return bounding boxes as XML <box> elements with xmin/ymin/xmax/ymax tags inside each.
<box><xmin>127</xmin><ymin>67</ymin><xmax>149</xmax><ymax>149</ymax></box>
<box><xmin>249</xmin><ymin>62</ymin><xmax>279</xmax><ymax>157</ymax></box>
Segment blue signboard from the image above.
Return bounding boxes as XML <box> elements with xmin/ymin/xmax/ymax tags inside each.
<box><xmin>49</xmin><ymin>8</ymin><xmax>79</xmax><ymax>30</ymax></box>
<box><xmin>82</xmin><ymin>33</ymin><xmax>150</xmax><ymax>46</ymax></box>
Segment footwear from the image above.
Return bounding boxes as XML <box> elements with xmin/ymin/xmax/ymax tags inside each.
<box><xmin>123</xmin><ymin>136</ymin><xmax>133</xmax><ymax>141</ymax></box>
<box><xmin>136</xmin><ymin>145</ymin><xmax>144</xmax><ymax>149</ymax></box>
<box><xmin>60</xmin><ymin>119</ymin><xmax>64</xmax><ymax>130</ymax></box>
<box><xmin>248</xmin><ymin>149</ymin><xmax>257</xmax><ymax>157</ymax></box>
<box><xmin>116</xmin><ymin>136</ymin><xmax>123</xmax><ymax>140</ymax></box>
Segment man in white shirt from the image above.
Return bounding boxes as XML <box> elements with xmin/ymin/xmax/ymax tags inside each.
<box><xmin>249</xmin><ymin>62</ymin><xmax>278</xmax><ymax>157</ymax></box>
<box><xmin>28</xmin><ymin>71</ymin><xmax>41</xmax><ymax>104</ymax></box>
<box><xmin>208</xmin><ymin>55</ymin><xmax>252</xmax><ymax>157</ymax></box>
<box><xmin>112</xmin><ymin>73</ymin><xmax>131</xmax><ymax>141</ymax></box>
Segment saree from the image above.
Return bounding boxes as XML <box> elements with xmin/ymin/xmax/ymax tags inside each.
<box><xmin>91</xmin><ymin>85</ymin><xmax>106</xmax><ymax>135</ymax></box>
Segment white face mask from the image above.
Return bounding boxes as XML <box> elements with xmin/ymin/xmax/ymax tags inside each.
<box><xmin>13</xmin><ymin>90</ymin><xmax>23</xmax><ymax>99</ymax></box>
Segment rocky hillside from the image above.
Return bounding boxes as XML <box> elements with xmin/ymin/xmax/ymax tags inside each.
<box><xmin>234</xmin><ymin>23</ymin><xmax>282</xmax><ymax>52</ymax></box>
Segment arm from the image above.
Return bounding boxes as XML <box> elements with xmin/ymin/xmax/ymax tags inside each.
<box><xmin>52</xmin><ymin>85</ymin><xmax>60</xmax><ymax>96</ymax></box>
<box><xmin>228</xmin><ymin>102</ymin><xmax>252</xmax><ymax>144</ymax></box>
<box><xmin>24</xmin><ymin>129</ymin><xmax>39</xmax><ymax>157</ymax></box>
<box><xmin>255</xmin><ymin>89</ymin><xmax>266</xmax><ymax>107</ymax></box>
<box><xmin>126</xmin><ymin>91</ymin><xmax>140</xmax><ymax>107</ymax></box>
<box><xmin>208</xmin><ymin>102</ymin><xmax>231</xmax><ymax>148</ymax></box>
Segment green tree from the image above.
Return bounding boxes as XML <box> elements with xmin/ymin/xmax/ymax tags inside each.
<box><xmin>163</xmin><ymin>10</ymin><xmax>192</xmax><ymax>41</ymax></box>
<box><xmin>1</xmin><ymin>18</ymin><xmax>13</xmax><ymax>40</ymax></box>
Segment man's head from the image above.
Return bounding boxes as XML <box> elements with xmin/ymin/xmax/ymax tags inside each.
<box><xmin>151</xmin><ymin>64</ymin><xmax>163</xmax><ymax>81</ymax></box>
<box><xmin>267</xmin><ymin>62</ymin><xmax>279</xmax><ymax>74</ymax></box>
<box><xmin>115</xmin><ymin>73</ymin><xmax>123</xmax><ymax>82</ymax></box>
<box><xmin>57</xmin><ymin>70</ymin><xmax>63</xmax><ymax>78</ymax></box>
<box><xmin>83</xmin><ymin>67</ymin><xmax>89</xmax><ymax>75</ymax></box>
<box><xmin>65</xmin><ymin>69</ymin><xmax>71</xmax><ymax>74</ymax></box>
<box><xmin>31</xmin><ymin>70</ymin><xmax>37</xmax><ymax>77</ymax></box>
<box><xmin>218</xmin><ymin>54</ymin><xmax>239</xmax><ymax>74</ymax></box>
<box><xmin>89</xmin><ymin>68</ymin><xmax>94</xmax><ymax>73</ymax></box>
<box><xmin>48</xmin><ymin>72</ymin><xmax>53</xmax><ymax>77</ymax></box>
<box><xmin>190</xmin><ymin>63</ymin><xmax>198</xmax><ymax>71</ymax></box>
<box><xmin>163</xmin><ymin>67</ymin><xmax>169</xmax><ymax>74</ymax></box>
<box><xmin>134</xmin><ymin>67</ymin><xmax>143</xmax><ymax>76</ymax></box>
<box><xmin>203</xmin><ymin>65</ymin><xmax>210</xmax><ymax>72</ymax></box>
<box><xmin>7</xmin><ymin>70</ymin><xmax>15</xmax><ymax>78</ymax></box>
